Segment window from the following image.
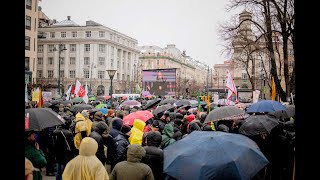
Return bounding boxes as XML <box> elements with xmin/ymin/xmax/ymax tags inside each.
<box><xmin>25</xmin><ymin>57</ymin><xmax>30</xmax><ymax>70</ymax></box>
<box><xmin>84</xmin><ymin>57</ymin><xmax>90</xmax><ymax>65</ymax></box>
<box><xmin>122</xmin><ymin>74</ymin><xmax>125</xmax><ymax>80</ymax></box>
<box><xmin>26</xmin><ymin>0</ymin><xmax>32</xmax><ymax>10</ymax></box>
<box><xmin>70</xmin><ymin>57</ymin><xmax>76</xmax><ymax>65</ymax></box>
<box><xmin>37</xmin><ymin>70</ymin><xmax>42</xmax><ymax>78</ymax></box>
<box><xmin>84</xmin><ymin>44</ymin><xmax>90</xmax><ymax>52</ymax></box>
<box><xmin>288</xmin><ymin>49</ymin><xmax>294</xmax><ymax>56</ymax></box>
<box><xmin>72</xmin><ymin>32</ymin><xmax>77</xmax><ymax>37</ymax></box>
<box><xmin>50</xmin><ymin>32</ymin><xmax>55</xmax><ymax>38</ymax></box>
<box><xmin>48</xmin><ymin>70</ymin><xmax>54</xmax><ymax>78</ymax></box>
<box><xmin>48</xmin><ymin>45</ymin><xmax>55</xmax><ymax>52</ymax></box>
<box><xmin>99</xmin><ymin>44</ymin><xmax>105</xmax><ymax>53</ymax></box>
<box><xmin>25</xmin><ymin>36</ymin><xmax>30</xmax><ymax>50</ymax></box>
<box><xmin>60</xmin><ymin>70</ymin><xmax>64</xmax><ymax>78</ymax></box>
<box><xmin>99</xmin><ymin>31</ymin><xmax>105</xmax><ymax>38</ymax></box>
<box><xmin>38</xmin><ymin>45</ymin><xmax>43</xmax><ymax>52</ymax></box>
<box><xmin>110</xmin><ymin>34</ymin><xmax>113</xmax><ymax>40</ymax></box>
<box><xmin>111</xmin><ymin>59</ymin><xmax>114</xmax><ymax>68</ymax></box>
<box><xmin>117</xmin><ymin>36</ymin><xmax>120</xmax><ymax>42</ymax></box>
<box><xmin>111</xmin><ymin>46</ymin><xmax>114</xmax><ymax>55</ymax></box>
<box><xmin>85</xmin><ymin>31</ymin><xmax>91</xmax><ymax>37</ymax></box>
<box><xmin>61</xmin><ymin>32</ymin><xmax>66</xmax><ymax>38</ymax></box>
<box><xmin>84</xmin><ymin>70</ymin><xmax>90</xmax><ymax>78</ymax></box>
<box><xmin>116</xmin><ymin>73</ymin><xmax>119</xmax><ymax>80</ymax></box>
<box><xmin>98</xmin><ymin>71</ymin><xmax>105</xmax><ymax>79</ymax></box>
<box><xmin>48</xmin><ymin>57</ymin><xmax>54</xmax><ymax>65</ymax></box>
<box><xmin>25</xmin><ymin>16</ymin><xmax>31</xmax><ymax>30</ymax></box>
<box><xmin>117</xmin><ymin>60</ymin><xmax>120</xmax><ymax>68</ymax></box>
<box><xmin>69</xmin><ymin>70</ymin><xmax>75</xmax><ymax>78</ymax></box>
<box><xmin>98</xmin><ymin>57</ymin><xmax>105</xmax><ymax>65</ymax></box>
<box><xmin>70</xmin><ymin>44</ymin><xmax>76</xmax><ymax>52</ymax></box>
<box><xmin>37</xmin><ymin>58</ymin><xmax>43</xmax><ymax>65</ymax></box>
<box><xmin>60</xmin><ymin>57</ymin><xmax>64</xmax><ymax>65</ymax></box>
<box><xmin>242</xmin><ymin>73</ymin><xmax>248</xmax><ymax>79</ymax></box>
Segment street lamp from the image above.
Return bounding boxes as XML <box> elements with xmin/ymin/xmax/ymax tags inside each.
<box><xmin>53</xmin><ymin>44</ymin><xmax>67</xmax><ymax>96</ymax></box>
<box><xmin>89</xmin><ymin>63</ymin><xmax>96</xmax><ymax>95</ymax></box>
<box><xmin>106</xmin><ymin>69</ymin><xmax>117</xmax><ymax>106</ymax></box>
<box><xmin>262</xmin><ymin>73</ymin><xmax>266</xmax><ymax>99</ymax></box>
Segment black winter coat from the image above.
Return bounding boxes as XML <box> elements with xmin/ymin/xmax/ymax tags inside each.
<box><xmin>142</xmin><ymin>146</ymin><xmax>164</xmax><ymax>180</ymax></box>
<box><xmin>90</xmin><ymin>131</ymin><xmax>107</xmax><ymax>165</ymax></box>
<box><xmin>110</xmin><ymin>133</ymin><xmax>130</xmax><ymax>168</ymax></box>
<box><xmin>52</xmin><ymin>128</ymin><xmax>75</xmax><ymax>164</ymax></box>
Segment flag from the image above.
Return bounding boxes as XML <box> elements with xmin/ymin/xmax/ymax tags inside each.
<box><xmin>271</xmin><ymin>76</ymin><xmax>276</xmax><ymax>100</ymax></box>
<box><xmin>82</xmin><ymin>82</ymin><xmax>89</xmax><ymax>104</ymax></box>
<box><xmin>37</xmin><ymin>88</ymin><xmax>44</xmax><ymax>108</ymax></box>
<box><xmin>25</xmin><ymin>84</ymin><xmax>28</xmax><ymax>103</ymax></box>
<box><xmin>225</xmin><ymin>70</ymin><xmax>238</xmax><ymax>105</ymax></box>
<box><xmin>65</xmin><ymin>85</ymin><xmax>72</xmax><ymax>101</ymax></box>
<box><xmin>74</xmin><ymin>80</ymin><xmax>81</xmax><ymax>97</ymax></box>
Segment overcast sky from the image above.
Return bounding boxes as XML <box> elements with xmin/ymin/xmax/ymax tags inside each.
<box><xmin>39</xmin><ymin>0</ymin><xmax>242</xmax><ymax>67</ymax></box>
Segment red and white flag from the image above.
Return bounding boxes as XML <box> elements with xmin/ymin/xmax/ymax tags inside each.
<box><xmin>225</xmin><ymin>70</ymin><xmax>238</xmax><ymax>105</ymax></box>
<box><xmin>82</xmin><ymin>82</ymin><xmax>89</xmax><ymax>104</ymax></box>
<box><xmin>74</xmin><ymin>80</ymin><xmax>82</xmax><ymax>97</ymax></box>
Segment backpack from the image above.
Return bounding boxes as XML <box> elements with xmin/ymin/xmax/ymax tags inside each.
<box><xmin>69</xmin><ymin>120</ymin><xmax>83</xmax><ymax>136</ymax></box>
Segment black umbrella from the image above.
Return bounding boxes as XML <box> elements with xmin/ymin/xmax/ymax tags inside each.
<box><xmin>43</xmin><ymin>102</ymin><xmax>52</xmax><ymax>108</ymax></box>
<box><xmin>175</xmin><ymin>99</ymin><xmax>191</xmax><ymax>107</ymax></box>
<box><xmin>25</xmin><ymin>108</ymin><xmax>65</xmax><ymax>131</ymax></box>
<box><xmin>205</xmin><ymin>106</ymin><xmax>245</xmax><ymax>123</ymax></box>
<box><xmin>238</xmin><ymin>114</ymin><xmax>280</xmax><ymax>137</ymax></box>
<box><xmin>159</xmin><ymin>99</ymin><xmax>176</xmax><ymax>106</ymax></box>
<box><xmin>70</xmin><ymin>104</ymin><xmax>94</xmax><ymax>113</ymax></box>
<box><xmin>143</xmin><ymin>98</ymin><xmax>161</xmax><ymax>110</ymax></box>
<box><xmin>270</xmin><ymin>105</ymin><xmax>295</xmax><ymax>119</ymax></box>
<box><xmin>174</xmin><ymin>105</ymin><xmax>191</xmax><ymax>113</ymax></box>
<box><xmin>153</xmin><ymin>104</ymin><xmax>175</xmax><ymax>116</ymax></box>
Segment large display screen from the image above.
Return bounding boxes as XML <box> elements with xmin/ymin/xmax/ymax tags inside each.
<box><xmin>142</xmin><ymin>68</ymin><xmax>176</xmax><ymax>96</ymax></box>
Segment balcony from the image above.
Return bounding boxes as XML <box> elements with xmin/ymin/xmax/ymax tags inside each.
<box><xmin>38</xmin><ymin>32</ymin><xmax>47</xmax><ymax>39</ymax></box>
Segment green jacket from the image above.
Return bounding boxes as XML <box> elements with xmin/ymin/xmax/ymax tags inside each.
<box><xmin>25</xmin><ymin>141</ymin><xmax>47</xmax><ymax>180</ymax></box>
<box><xmin>161</xmin><ymin>123</ymin><xmax>176</xmax><ymax>149</ymax></box>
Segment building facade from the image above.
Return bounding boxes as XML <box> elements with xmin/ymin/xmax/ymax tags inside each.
<box><xmin>25</xmin><ymin>0</ymin><xmax>39</xmax><ymax>84</ymax></box>
<box><xmin>138</xmin><ymin>45</ymin><xmax>210</xmax><ymax>97</ymax></box>
<box><xmin>37</xmin><ymin>16</ymin><xmax>140</xmax><ymax>96</ymax></box>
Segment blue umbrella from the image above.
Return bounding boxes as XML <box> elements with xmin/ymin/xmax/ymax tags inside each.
<box><xmin>164</xmin><ymin>131</ymin><xmax>269</xmax><ymax>180</ymax></box>
<box><xmin>99</xmin><ymin>108</ymin><xmax>108</xmax><ymax>115</ymax></box>
<box><xmin>246</xmin><ymin>100</ymin><xmax>287</xmax><ymax>113</ymax></box>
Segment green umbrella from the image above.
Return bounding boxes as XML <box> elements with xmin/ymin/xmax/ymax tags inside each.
<box><xmin>89</xmin><ymin>96</ymin><xmax>96</xmax><ymax>101</ymax></box>
<box><xmin>72</xmin><ymin>97</ymin><xmax>83</xmax><ymax>103</ymax></box>
<box><xmin>95</xmin><ymin>103</ymin><xmax>107</xmax><ymax>109</ymax></box>
<box><xmin>88</xmin><ymin>94</ymin><xmax>95</xmax><ymax>98</ymax></box>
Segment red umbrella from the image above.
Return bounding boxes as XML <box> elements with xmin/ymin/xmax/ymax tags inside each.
<box><xmin>123</xmin><ymin>110</ymin><xmax>154</xmax><ymax>126</ymax></box>
<box><xmin>104</xmin><ymin>95</ymin><xmax>111</xmax><ymax>100</ymax></box>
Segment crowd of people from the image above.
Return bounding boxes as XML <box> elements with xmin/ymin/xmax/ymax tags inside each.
<box><xmin>25</xmin><ymin>95</ymin><xmax>295</xmax><ymax>180</ymax></box>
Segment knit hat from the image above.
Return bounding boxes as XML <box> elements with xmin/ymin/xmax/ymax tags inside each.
<box><xmin>151</xmin><ymin>120</ymin><xmax>160</xmax><ymax>128</ymax></box>
<box><xmin>120</xmin><ymin>125</ymin><xmax>132</xmax><ymax>134</ymax></box>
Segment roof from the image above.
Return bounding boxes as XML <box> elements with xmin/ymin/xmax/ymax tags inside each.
<box><xmin>51</xmin><ymin>19</ymin><xmax>80</xmax><ymax>27</ymax></box>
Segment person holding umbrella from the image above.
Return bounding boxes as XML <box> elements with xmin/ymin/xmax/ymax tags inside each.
<box><xmin>25</xmin><ymin>130</ymin><xmax>47</xmax><ymax>180</ymax></box>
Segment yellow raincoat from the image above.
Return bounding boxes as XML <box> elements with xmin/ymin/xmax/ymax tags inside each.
<box><xmin>62</xmin><ymin>137</ymin><xmax>109</xmax><ymax>180</ymax></box>
<box><xmin>129</xmin><ymin>119</ymin><xmax>146</xmax><ymax>145</ymax></box>
<box><xmin>74</xmin><ymin>113</ymin><xmax>92</xmax><ymax>149</ymax></box>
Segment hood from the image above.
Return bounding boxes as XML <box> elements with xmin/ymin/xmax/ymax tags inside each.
<box><xmin>94</xmin><ymin>111</ymin><xmax>104</xmax><ymax>121</ymax></box>
<box><xmin>146</xmin><ymin>131</ymin><xmax>162</xmax><ymax>147</ymax></box>
<box><xmin>79</xmin><ymin>137</ymin><xmax>98</xmax><ymax>156</ymax></box>
<box><xmin>162</xmin><ymin>123</ymin><xmax>174</xmax><ymax>138</ymax></box>
<box><xmin>112</xmin><ymin>117</ymin><xmax>123</xmax><ymax>130</ymax></box>
<box><xmin>93</xmin><ymin>121</ymin><xmax>108</xmax><ymax>134</ymax></box>
<box><xmin>133</xmin><ymin>119</ymin><xmax>146</xmax><ymax>131</ymax></box>
<box><xmin>188</xmin><ymin>120</ymin><xmax>202</xmax><ymax>133</ymax></box>
<box><xmin>127</xmin><ymin>144</ymin><xmax>146</xmax><ymax>162</ymax></box>
<box><xmin>75</xmin><ymin>113</ymin><xmax>85</xmax><ymax>122</ymax></box>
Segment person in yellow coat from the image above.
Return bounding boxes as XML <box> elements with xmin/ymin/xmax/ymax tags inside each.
<box><xmin>74</xmin><ymin>111</ymin><xmax>92</xmax><ymax>151</ymax></box>
<box><xmin>62</xmin><ymin>137</ymin><xmax>109</xmax><ymax>180</ymax></box>
<box><xmin>129</xmin><ymin>119</ymin><xmax>146</xmax><ymax>145</ymax></box>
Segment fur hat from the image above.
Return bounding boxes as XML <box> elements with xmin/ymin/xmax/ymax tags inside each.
<box><xmin>120</xmin><ymin>125</ymin><xmax>132</xmax><ymax>134</ymax></box>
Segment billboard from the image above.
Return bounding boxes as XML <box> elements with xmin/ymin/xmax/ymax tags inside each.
<box><xmin>142</xmin><ymin>68</ymin><xmax>176</xmax><ymax>96</ymax></box>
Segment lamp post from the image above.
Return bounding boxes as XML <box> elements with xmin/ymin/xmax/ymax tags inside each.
<box><xmin>53</xmin><ymin>44</ymin><xmax>67</xmax><ymax>96</ymax></box>
<box><xmin>89</xmin><ymin>63</ymin><xmax>96</xmax><ymax>95</ymax></box>
<box><xmin>263</xmin><ymin>73</ymin><xmax>266</xmax><ymax>99</ymax></box>
<box><xmin>107</xmin><ymin>69</ymin><xmax>117</xmax><ymax>106</ymax></box>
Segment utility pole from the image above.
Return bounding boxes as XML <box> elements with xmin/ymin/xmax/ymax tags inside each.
<box><xmin>89</xmin><ymin>63</ymin><xmax>95</xmax><ymax>94</ymax></box>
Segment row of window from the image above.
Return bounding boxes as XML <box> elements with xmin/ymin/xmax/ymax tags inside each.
<box><xmin>37</xmin><ymin>70</ymin><xmax>129</xmax><ymax>80</ymax></box>
<box><xmin>46</xmin><ymin>31</ymin><xmax>136</xmax><ymax>47</ymax></box>
<box><xmin>38</xmin><ymin>44</ymin><xmax>114</xmax><ymax>53</ymax></box>
<box><xmin>37</xmin><ymin>57</ymin><xmax>115</xmax><ymax>67</ymax></box>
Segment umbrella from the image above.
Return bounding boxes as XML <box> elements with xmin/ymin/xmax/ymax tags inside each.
<box><xmin>238</xmin><ymin>114</ymin><xmax>280</xmax><ymax>137</ymax></box>
<box><xmin>95</xmin><ymin>103</ymin><xmax>108</xmax><ymax>109</ymax></box>
<box><xmin>71</xmin><ymin>97</ymin><xmax>83</xmax><ymax>103</ymax></box>
<box><xmin>143</xmin><ymin>98</ymin><xmax>161</xmax><ymax>110</ymax></box>
<box><xmin>158</xmin><ymin>99</ymin><xmax>176</xmax><ymax>106</ymax></box>
<box><xmin>246</xmin><ymin>100</ymin><xmax>287</xmax><ymax>113</ymax></box>
<box><xmin>175</xmin><ymin>99</ymin><xmax>191</xmax><ymax>107</ymax></box>
<box><xmin>69</xmin><ymin>104</ymin><xmax>94</xmax><ymax>113</ymax></box>
<box><xmin>123</xmin><ymin>110</ymin><xmax>154</xmax><ymax>126</ymax></box>
<box><xmin>204</xmin><ymin>106</ymin><xmax>245</xmax><ymax>123</ymax></box>
<box><xmin>122</xmin><ymin>100</ymin><xmax>141</xmax><ymax>108</ymax></box>
<box><xmin>43</xmin><ymin>102</ymin><xmax>52</xmax><ymax>108</ymax></box>
<box><xmin>218</xmin><ymin>99</ymin><xmax>235</xmax><ymax>106</ymax></box>
<box><xmin>270</xmin><ymin>104</ymin><xmax>295</xmax><ymax>119</ymax></box>
<box><xmin>99</xmin><ymin>108</ymin><xmax>108</xmax><ymax>115</ymax></box>
<box><xmin>153</xmin><ymin>104</ymin><xmax>175</xmax><ymax>116</ymax></box>
<box><xmin>88</xmin><ymin>96</ymin><xmax>96</xmax><ymax>101</ymax></box>
<box><xmin>25</xmin><ymin>108</ymin><xmax>65</xmax><ymax>131</ymax></box>
<box><xmin>88</xmin><ymin>108</ymin><xmax>99</xmax><ymax>114</ymax></box>
<box><xmin>164</xmin><ymin>131</ymin><xmax>269</xmax><ymax>180</ymax></box>
<box><xmin>174</xmin><ymin>105</ymin><xmax>191</xmax><ymax>113</ymax></box>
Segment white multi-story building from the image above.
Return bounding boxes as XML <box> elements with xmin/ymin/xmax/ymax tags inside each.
<box><xmin>37</xmin><ymin>16</ymin><xmax>140</xmax><ymax>96</ymax></box>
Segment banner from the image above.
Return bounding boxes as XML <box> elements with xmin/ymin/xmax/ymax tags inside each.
<box><xmin>42</xmin><ymin>91</ymin><xmax>52</xmax><ymax>102</ymax></box>
<box><xmin>32</xmin><ymin>91</ymin><xmax>40</xmax><ymax>102</ymax></box>
<box><xmin>213</xmin><ymin>94</ymin><xmax>219</xmax><ymax>105</ymax></box>
<box><xmin>253</xmin><ymin>90</ymin><xmax>260</xmax><ymax>103</ymax></box>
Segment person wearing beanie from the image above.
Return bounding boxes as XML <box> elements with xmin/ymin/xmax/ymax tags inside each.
<box><xmin>141</xmin><ymin>131</ymin><xmax>164</xmax><ymax>180</ymax></box>
<box><xmin>62</xmin><ymin>137</ymin><xmax>109</xmax><ymax>180</ymax></box>
<box><xmin>90</xmin><ymin>121</ymin><xmax>109</xmax><ymax>165</ymax></box>
<box><xmin>92</xmin><ymin>111</ymin><xmax>105</xmax><ymax>130</ymax></box>
<box><xmin>110</xmin><ymin>125</ymin><xmax>132</xmax><ymax>170</ymax></box>
<box><xmin>110</xmin><ymin>144</ymin><xmax>154</xmax><ymax>180</ymax></box>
